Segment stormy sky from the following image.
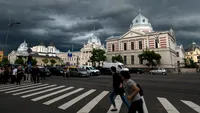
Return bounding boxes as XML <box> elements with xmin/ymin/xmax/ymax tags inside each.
<box><xmin>0</xmin><ymin>0</ymin><xmax>199</xmax><ymax>54</ymax></box>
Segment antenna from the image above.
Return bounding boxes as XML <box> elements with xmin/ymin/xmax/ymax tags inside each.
<box><xmin>138</xmin><ymin>7</ymin><xmax>141</xmax><ymax>14</ymax></box>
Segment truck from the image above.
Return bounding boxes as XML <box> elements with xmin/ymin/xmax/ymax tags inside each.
<box><xmin>81</xmin><ymin>66</ymin><xmax>100</xmax><ymax>76</ymax></box>
<box><xmin>101</xmin><ymin>62</ymin><xmax>129</xmax><ymax>75</ymax></box>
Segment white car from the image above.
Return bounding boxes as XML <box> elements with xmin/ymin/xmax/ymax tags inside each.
<box><xmin>149</xmin><ymin>67</ymin><xmax>167</xmax><ymax>75</ymax></box>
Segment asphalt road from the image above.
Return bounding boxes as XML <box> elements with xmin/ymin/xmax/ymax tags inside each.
<box><xmin>0</xmin><ymin>73</ymin><xmax>200</xmax><ymax>113</ymax></box>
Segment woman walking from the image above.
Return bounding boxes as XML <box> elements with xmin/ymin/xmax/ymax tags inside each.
<box><xmin>109</xmin><ymin>66</ymin><xmax>130</xmax><ymax>111</ymax></box>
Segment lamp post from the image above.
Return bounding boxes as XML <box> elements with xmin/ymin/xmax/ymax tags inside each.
<box><xmin>4</xmin><ymin>18</ymin><xmax>21</xmax><ymax>56</ymax></box>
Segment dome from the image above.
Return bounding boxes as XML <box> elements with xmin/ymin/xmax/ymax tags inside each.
<box><xmin>87</xmin><ymin>33</ymin><xmax>101</xmax><ymax>45</ymax></box>
<box><xmin>130</xmin><ymin>13</ymin><xmax>153</xmax><ymax>33</ymax></box>
<box><xmin>188</xmin><ymin>42</ymin><xmax>200</xmax><ymax>51</ymax></box>
<box><xmin>17</xmin><ymin>40</ymin><xmax>28</xmax><ymax>52</ymax></box>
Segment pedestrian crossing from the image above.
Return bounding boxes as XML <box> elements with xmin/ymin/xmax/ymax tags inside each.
<box><xmin>0</xmin><ymin>83</ymin><xmax>200</xmax><ymax>113</ymax></box>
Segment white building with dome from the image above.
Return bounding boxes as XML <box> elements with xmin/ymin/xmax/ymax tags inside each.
<box><xmin>106</xmin><ymin>12</ymin><xmax>185</xmax><ymax>70</ymax></box>
<box><xmin>57</xmin><ymin>33</ymin><xmax>105</xmax><ymax>66</ymax></box>
<box><xmin>8</xmin><ymin>41</ymin><xmax>62</xmax><ymax>65</ymax></box>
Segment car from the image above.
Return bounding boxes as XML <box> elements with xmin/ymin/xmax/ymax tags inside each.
<box><xmin>49</xmin><ymin>67</ymin><xmax>66</xmax><ymax>76</ymax></box>
<box><xmin>38</xmin><ymin>66</ymin><xmax>51</xmax><ymax>77</ymax></box>
<box><xmin>129</xmin><ymin>68</ymin><xmax>144</xmax><ymax>74</ymax></box>
<box><xmin>149</xmin><ymin>67</ymin><xmax>167</xmax><ymax>75</ymax></box>
<box><xmin>68</xmin><ymin>67</ymin><xmax>90</xmax><ymax>77</ymax></box>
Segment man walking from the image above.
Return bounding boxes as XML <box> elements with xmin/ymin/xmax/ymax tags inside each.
<box><xmin>32</xmin><ymin>66</ymin><xmax>39</xmax><ymax>83</ymax></box>
<box><xmin>109</xmin><ymin>66</ymin><xmax>130</xmax><ymax>111</ymax></box>
<box><xmin>11</xmin><ymin>66</ymin><xmax>17</xmax><ymax>84</ymax></box>
<box><xmin>16</xmin><ymin>66</ymin><xmax>23</xmax><ymax>85</ymax></box>
<box><xmin>120</xmin><ymin>71</ymin><xmax>144</xmax><ymax>113</ymax></box>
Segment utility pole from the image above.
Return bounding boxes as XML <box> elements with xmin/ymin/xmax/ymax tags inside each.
<box><xmin>4</xmin><ymin>18</ymin><xmax>11</xmax><ymax>56</ymax></box>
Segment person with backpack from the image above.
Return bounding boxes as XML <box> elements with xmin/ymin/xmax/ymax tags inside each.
<box><xmin>109</xmin><ymin>66</ymin><xmax>130</xmax><ymax>111</ymax></box>
<box><xmin>120</xmin><ymin>70</ymin><xmax>144</xmax><ymax>113</ymax></box>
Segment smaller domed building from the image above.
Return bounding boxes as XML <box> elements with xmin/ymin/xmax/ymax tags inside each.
<box><xmin>57</xmin><ymin>32</ymin><xmax>105</xmax><ymax>66</ymax></box>
<box><xmin>185</xmin><ymin>42</ymin><xmax>200</xmax><ymax>63</ymax></box>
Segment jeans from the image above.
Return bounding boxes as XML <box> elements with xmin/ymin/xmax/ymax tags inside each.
<box><xmin>128</xmin><ymin>99</ymin><xmax>144</xmax><ymax>113</ymax></box>
<box><xmin>109</xmin><ymin>90</ymin><xmax>130</xmax><ymax>108</ymax></box>
<box><xmin>25</xmin><ymin>74</ymin><xmax>31</xmax><ymax>82</ymax></box>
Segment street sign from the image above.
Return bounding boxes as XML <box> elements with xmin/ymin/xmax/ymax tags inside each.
<box><xmin>67</xmin><ymin>50</ymin><xmax>72</xmax><ymax>57</ymax></box>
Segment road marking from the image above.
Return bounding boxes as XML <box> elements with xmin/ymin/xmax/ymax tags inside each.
<box><xmin>157</xmin><ymin>97</ymin><xmax>180</xmax><ymax>113</ymax></box>
<box><xmin>0</xmin><ymin>83</ymin><xmax>41</xmax><ymax>92</ymax></box>
<box><xmin>32</xmin><ymin>87</ymin><xmax>74</xmax><ymax>101</ymax></box>
<box><xmin>43</xmin><ymin>88</ymin><xmax>84</xmax><ymax>105</ymax></box>
<box><xmin>181</xmin><ymin>100</ymin><xmax>200</xmax><ymax>113</ymax></box>
<box><xmin>77</xmin><ymin>91</ymin><xmax>109</xmax><ymax>113</ymax></box>
<box><xmin>141</xmin><ymin>96</ymin><xmax>149</xmax><ymax>113</ymax></box>
<box><xmin>5</xmin><ymin>84</ymin><xmax>48</xmax><ymax>93</ymax></box>
<box><xmin>12</xmin><ymin>84</ymin><xmax>56</xmax><ymax>95</ymax></box>
<box><xmin>58</xmin><ymin>89</ymin><xmax>96</xmax><ymax>110</ymax></box>
<box><xmin>21</xmin><ymin>85</ymin><xmax>65</xmax><ymax>98</ymax></box>
<box><xmin>107</xmin><ymin>95</ymin><xmax>123</xmax><ymax>113</ymax></box>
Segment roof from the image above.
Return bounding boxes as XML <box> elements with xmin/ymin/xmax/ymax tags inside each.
<box><xmin>39</xmin><ymin>41</ymin><xmax>45</xmax><ymax>46</ymax></box>
<box><xmin>186</xmin><ymin>42</ymin><xmax>200</xmax><ymax>52</ymax></box>
<box><xmin>49</xmin><ymin>42</ymin><xmax>55</xmax><ymax>47</ymax></box>
<box><xmin>106</xmin><ymin>36</ymin><xmax>121</xmax><ymax>40</ymax></box>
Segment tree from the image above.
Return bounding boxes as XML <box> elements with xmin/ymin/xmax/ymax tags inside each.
<box><xmin>1</xmin><ymin>57</ymin><xmax>10</xmax><ymax>65</ymax></box>
<box><xmin>89</xmin><ymin>49</ymin><xmax>107</xmax><ymax>67</ymax></box>
<box><xmin>15</xmin><ymin>57</ymin><xmax>24</xmax><ymax>65</ymax></box>
<box><xmin>31</xmin><ymin>59</ymin><xmax>38</xmax><ymax>66</ymax></box>
<box><xmin>138</xmin><ymin>49</ymin><xmax>161</xmax><ymax>68</ymax></box>
<box><xmin>112</xmin><ymin>55</ymin><xmax>123</xmax><ymax>63</ymax></box>
<box><xmin>50</xmin><ymin>59</ymin><xmax>56</xmax><ymax>66</ymax></box>
<box><xmin>42</xmin><ymin>58</ymin><xmax>49</xmax><ymax>65</ymax></box>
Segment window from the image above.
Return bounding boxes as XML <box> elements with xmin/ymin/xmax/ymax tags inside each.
<box><xmin>135</xmin><ymin>20</ymin><xmax>138</xmax><ymax>23</ymax></box>
<box><xmin>131</xmin><ymin>55</ymin><xmax>134</xmax><ymax>64</ymax></box>
<box><xmin>142</xmin><ymin>19</ymin><xmax>145</xmax><ymax>22</ymax></box>
<box><xmin>139</xmin><ymin>41</ymin><xmax>142</xmax><ymax>49</ymax></box>
<box><xmin>139</xmin><ymin>59</ymin><xmax>143</xmax><ymax>64</ymax></box>
<box><xmin>131</xmin><ymin>42</ymin><xmax>134</xmax><ymax>50</ymax></box>
<box><xmin>124</xmin><ymin>43</ymin><xmax>127</xmax><ymax>50</ymax></box>
<box><xmin>124</xmin><ymin>56</ymin><xmax>127</xmax><ymax>65</ymax></box>
<box><xmin>155</xmin><ymin>38</ymin><xmax>159</xmax><ymax>48</ymax></box>
<box><xmin>112</xmin><ymin>44</ymin><xmax>115</xmax><ymax>52</ymax></box>
<box><xmin>176</xmin><ymin>52</ymin><xmax>179</xmax><ymax>57</ymax></box>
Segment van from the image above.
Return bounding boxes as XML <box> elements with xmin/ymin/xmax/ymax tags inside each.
<box><xmin>102</xmin><ymin>62</ymin><xmax>129</xmax><ymax>74</ymax></box>
<box><xmin>82</xmin><ymin>66</ymin><xmax>100</xmax><ymax>76</ymax></box>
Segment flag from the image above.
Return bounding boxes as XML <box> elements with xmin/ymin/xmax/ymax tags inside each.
<box><xmin>9</xmin><ymin>22</ymin><xmax>21</xmax><ymax>28</ymax></box>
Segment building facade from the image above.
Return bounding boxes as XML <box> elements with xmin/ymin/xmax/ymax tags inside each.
<box><xmin>8</xmin><ymin>41</ymin><xmax>62</xmax><ymax>66</ymax></box>
<box><xmin>106</xmin><ymin>12</ymin><xmax>184</xmax><ymax>69</ymax></box>
<box><xmin>57</xmin><ymin>33</ymin><xmax>105</xmax><ymax>67</ymax></box>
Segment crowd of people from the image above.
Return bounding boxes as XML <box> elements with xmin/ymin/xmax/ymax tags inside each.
<box><xmin>0</xmin><ymin>65</ymin><xmax>46</xmax><ymax>85</ymax></box>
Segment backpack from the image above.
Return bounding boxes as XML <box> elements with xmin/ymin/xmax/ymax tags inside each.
<box><xmin>137</xmin><ymin>84</ymin><xmax>144</xmax><ymax>96</ymax></box>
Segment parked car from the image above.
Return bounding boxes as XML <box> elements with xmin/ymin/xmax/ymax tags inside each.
<box><xmin>68</xmin><ymin>67</ymin><xmax>89</xmax><ymax>77</ymax></box>
<box><xmin>149</xmin><ymin>67</ymin><xmax>167</xmax><ymax>75</ymax></box>
<box><xmin>38</xmin><ymin>67</ymin><xmax>51</xmax><ymax>77</ymax></box>
<box><xmin>49</xmin><ymin>67</ymin><xmax>66</xmax><ymax>76</ymax></box>
<box><xmin>129</xmin><ymin>68</ymin><xmax>144</xmax><ymax>74</ymax></box>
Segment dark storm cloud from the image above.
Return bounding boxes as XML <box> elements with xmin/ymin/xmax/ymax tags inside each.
<box><xmin>0</xmin><ymin>0</ymin><xmax>200</xmax><ymax>54</ymax></box>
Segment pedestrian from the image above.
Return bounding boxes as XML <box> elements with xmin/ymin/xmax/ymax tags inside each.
<box><xmin>25</xmin><ymin>66</ymin><xmax>32</xmax><ymax>83</ymax></box>
<box><xmin>11</xmin><ymin>66</ymin><xmax>17</xmax><ymax>84</ymax></box>
<box><xmin>32</xmin><ymin>66</ymin><xmax>40</xmax><ymax>83</ymax></box>
<box><xmin>109</xmin><ymin>66</ymin><xmax>130</xmax><ymax>111</ymax></box>
<box><xmin>40</xmin><ymin>68</ymin><xmax>46</xmax><ymax>80</ymax></box>
<box><xmin>16</xmin><ymin>66</ymin><xmax>23</xmax><ymax>85</ymax></box>
<box><xmin>3</xmin><ymin>65</ymin><xmax>9</xmax><ymax>84</ymax></box>
<box><xmin>120</xmin><ymin>71</ymin><xmax>144</xmax><ymax>113</ymax></box>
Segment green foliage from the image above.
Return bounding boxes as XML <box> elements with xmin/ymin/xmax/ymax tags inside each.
<box><xmin>15</xmin><ymin>57</ymin><xmax>24</xmax><ymax>65</ymax></box>
<box><xmin>42</xmin><ymin>58</ymin><xmax>49</xmax><ymax>65</ymax></box>
<box><xmin>138</xmin><ymin>49</ymin><xmax>161</xmax><ymax>67</ymax></box>
<box><xmin>112</xmin><ymin>55</ymin><xmax>123</xmax><ymax>63</ymax></box>
<box><xmin>31</xmin><ymin>59</ymin><xmax>38</xmax><ymax>66</ymax></box>
<box><xmin>89</xmin><ymin>49</ymin><xmax>107</xmax><ymax>66</ymax></box>
<box><xmin>50</xmin><ymin>59</ymin><xmax>56</xmax><ymax>66</ymax></box>
<box><xmin>184</xmin><ymin>58</ymin><xmax>197</xmax><ymax>68</ymax></box>
<box><xmin>1</xmin><ymin>57</ymin><xmax>10</xmax><ymax>65</ymax></box>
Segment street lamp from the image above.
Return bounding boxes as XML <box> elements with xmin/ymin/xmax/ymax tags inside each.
<box><xmin>4</xmin><ymin>18</ymin><xmax>21</xmax><ymax>56</ymax></box>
